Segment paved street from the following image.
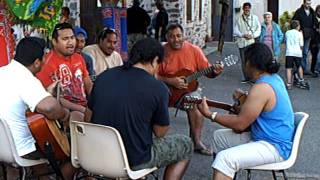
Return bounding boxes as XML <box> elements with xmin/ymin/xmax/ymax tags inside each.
<box><xmin>163</xmin><ymin>42</ymin><xmax>320</xmax><ymax>180</ymax></box>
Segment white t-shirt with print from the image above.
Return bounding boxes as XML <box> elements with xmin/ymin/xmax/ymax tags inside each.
<box><xmin>0</xmin><ymin>60</ymin><xmax>51</xmax><ymax>156</ymax></box>
<box><xmin>285</xmin><ymin>29</ymin><xmax>304</xmax><ymax>58</ymax></box>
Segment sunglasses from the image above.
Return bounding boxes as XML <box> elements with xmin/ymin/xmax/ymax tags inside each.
<box><xmin>98</xmin><ymin>27</ymin><xmax>117</xmax><ymax>40</ymax></box>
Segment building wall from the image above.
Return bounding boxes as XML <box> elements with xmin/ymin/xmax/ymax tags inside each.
<box><xmin>130</xmin><ymin>0</ymin><xmax>211</xmax><ymax>47</ymax></box>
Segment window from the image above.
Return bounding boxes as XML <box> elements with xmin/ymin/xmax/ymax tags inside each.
<box><xmin>199</xmin><ymin>0</ymin><xmax>202</xmax><ymax>21</ymax></box>
<box><xmin>187</xmin><ymin>0</ymin><xmax>192</xmax><ymax>22</ymax></box>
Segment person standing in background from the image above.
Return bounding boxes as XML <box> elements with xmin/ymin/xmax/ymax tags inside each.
<box><xmin>292</xmin><ymin>0</ymin><xmax>317</xmax><ymax>74</ymax></box>
<box><xmin>311</xmin><ymin>5</ymin><xmax>320</xmax><ymax>77</ymax></box>
<box><xmin>259</xmin><ymin>12</ymin><xmax>284</xmax><ymax>61</ymax></box>
<box><xmin>234</xmin><ymin>2</ymin><xmax>261</xmax><ymax>83</ymax></box>
<box><xmin>127</xmin><ymin>0</ymin><xmax>151</xmax><ymax>51</ymax></box>
<box><xmin>154</xmin><ymin>0</ymin><xmax>168</xmax><ymax>42</ymax></box>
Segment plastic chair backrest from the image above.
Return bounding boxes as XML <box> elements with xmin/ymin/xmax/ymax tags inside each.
<box><xmin>286</xmin><ymin>112</ymin><xmax>309</xmax><ymax>166</ymax></box>
<box><xmin>0</xmin><ymin>118</ymin><xmax>17</xmax><ymax>164</ymax></box>
<box><xmin>70</xmin><ymin>121</ymin><xmax>130</xmax><ymax>179</ymax></box>
<box><xmin>248</xmin><ymin>112</ymin><xmax>309</xmax><ymax>170</ymax></box>
<box><xmin>0</xmin><ymin>118</ymin><xmax>48</xmax><ymax>168</ymax></box>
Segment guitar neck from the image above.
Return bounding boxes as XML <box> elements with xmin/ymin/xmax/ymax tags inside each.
<box><xmin>206</xmin><ymin>100</ymin><xmax>233</xmax><ymax>112</ymax></box>
<box><xmin>186</xmin><ymin>66</ymin><xmax>213</xmax><ymax>83</ymax></box>
<box><xmin>192</xmin><ymin>99</ymin><xmax>233</xmax><ymax>112</ymax></box>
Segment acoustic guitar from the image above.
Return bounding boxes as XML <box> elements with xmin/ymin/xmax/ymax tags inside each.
<box><xmin>27</xmin><ymin>83</ymin><xmax>70</xmax><ymax>160</ymax></box>
<box><xmin>165</xmin><ymin>55</ymin><xmax>238</xmax><ymax>107</ymax></box>
<box><xmin>181</xmin><ymin>92</ymin><xmax>247</xmax><ymax>114</ymax></box>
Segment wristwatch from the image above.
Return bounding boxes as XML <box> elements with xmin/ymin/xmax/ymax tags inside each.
<box><xmin>210</xmin><ymin>112</ymin><xmax>218</xmax><ymax>122</ymax></box>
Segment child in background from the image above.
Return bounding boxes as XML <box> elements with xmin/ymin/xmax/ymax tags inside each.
<box><xmin>285</xmin><ymin>20</ymin><xmax>309</xmax><ymax>89</ymax></box>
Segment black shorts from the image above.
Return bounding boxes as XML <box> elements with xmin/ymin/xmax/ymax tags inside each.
<box><xmin>286</xmin><ymin>56</ymin><xmax>302</xmax><ymax>69</ymax></box>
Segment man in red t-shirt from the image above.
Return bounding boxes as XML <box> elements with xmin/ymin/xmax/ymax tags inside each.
<box><xmin>157</xmin><ymin>23</ymin><xmax>224</xmax><ymax>156</ymax></box>
<box><xmin>37</xmin><ymin>23</ymin><xmax>93</xmax><ymax>121</ymax></box>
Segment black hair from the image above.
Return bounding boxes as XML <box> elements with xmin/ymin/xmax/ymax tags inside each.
<box><xmin>14</xmin><ymin>37</ymin><xmax>46</xmax><ymax>66</ymax></box>
<box><xmin>52</xmin><ymin>22</ymin><xmax>74</xmax><ymax>40</ymax></box>
<box><xmin>133</xmin><ymin>0</ymin><xmax>140</xmax><ymax>6</ymax></box>
<box><xmin>97</xmin><ymin>27</ymin><xmax>117</xmax><ymax>43</ymax></box>
<box><xmin>315</xmin><ymin>5</ymin><xmax>320</xmax><ymax>14</ymax></box>
<box><xmin>166</xmin><ymin>23</ymin><xmax>184</xmax><ymax>34</ymax></box>
<box><xmin>124</xmin><ymin>38</ymin><xmax>164</xmax><ymax>68</ymax></box>
<box><xmin>243</xmin><ymin>2</ymin><xmax>251</xmax><ymax>8</ymax></box>
<box><xmin>61</xmin><ymin>7</ymin><xmax>70</xmax><ymax>16</ymax></box>
<box><xmin>244</xmin><ymin>43</ymin><xmax>280</xmax><ymax>74</ymax></box>
<box><xmin>290</xmin><ymin>20</ymin><xmax>300</xmax><ymax>29</ymax></box>
<box><xmin>156</xmin><ymin>0</ymin><xmax>164</xmax><ymax>9</ymax></box>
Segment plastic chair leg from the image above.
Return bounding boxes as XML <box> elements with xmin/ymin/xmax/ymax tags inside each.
<box><xmin>246</xmin><ymin>169</ymin><xmax>251</xmax><ymax>180</ymax></box>
<box><xmin>281</xmin><ymin>170</ymin><xmax>288</xmax><ymax>180</ymax></box>
<box><xmin>233</xmin><ymin>172</ymin><xmax>237</xmax><ymax>180</ymax></box>
<box><xmin>272</xmin><ymin>170</ymin><xmax>277</xmax><ymax>180</ymax></box>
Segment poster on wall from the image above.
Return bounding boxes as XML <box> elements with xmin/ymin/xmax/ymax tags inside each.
<box><xmin>0</xmin><ymin>6</ymin><xmax>15</xmax><ymax>67</ymax></box>
<box><xmin>101</xmin><ymin>7</ymin><xmax>128</xmax><ymax>60</ymax></box>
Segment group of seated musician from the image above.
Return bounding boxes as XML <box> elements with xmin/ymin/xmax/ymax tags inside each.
<box><xmin>0</xmin><ymin>22</ymin><xmax>294</xmax><ymax>180</ymax></box>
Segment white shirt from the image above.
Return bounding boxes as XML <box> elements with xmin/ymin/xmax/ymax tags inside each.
<box><xmin>234</xmin><ymin>13</ymin><xmax>261</xmax><ymax>48</ymax></box>
<box><xmin>0</xmin><ymin>60</ymin><xmax>51</xmax><ymax>156</ymax></box>
<box><xmin>82</xmin><ymin>44</ymin><xmax>123</xmax><ymax>75</ymax></box>
<box><xmin>285</xmin><ymin>29</ymin><xmax>304</xmax><ymax>58</ymax></box>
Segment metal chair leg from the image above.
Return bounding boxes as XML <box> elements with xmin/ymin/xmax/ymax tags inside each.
<box><xmin>272</xmin><ymin>170</ymin><xmax>277</xmax><ymax>180</ymax></box>
<box><xmin>281</xmin><ymin>170</ymin><xmax>288</xmax><ymax>180</ymax></box>
<box><xmin>233</xmin><ymin>172</ymin><xmax>237</xmax><ymax>180</ymax></box>
<box><xmin>246</xmin><ymin>169</ymin><xmax>251</xmax><ymax>180</ymax></box>
<box><xmin>1</xmin><ymin>163</ymin><xmax>7</xmax><ymax>180</ymax></box>
<box><xmin>19</xmin><ymin>167</ymin><xmax>26</xmax><ymax>180</ymax></box>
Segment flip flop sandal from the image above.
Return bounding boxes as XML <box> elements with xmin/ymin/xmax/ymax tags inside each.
<box><xmin>194</xmin><ymin>148</ymin><xmax>214</xmax><ymax>156</ymax></box>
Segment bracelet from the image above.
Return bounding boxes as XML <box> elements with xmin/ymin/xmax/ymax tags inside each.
<box><xmin>210</xmin><ymin>112</ymin><xmax>218</xmax><ymax>122</ymax></box>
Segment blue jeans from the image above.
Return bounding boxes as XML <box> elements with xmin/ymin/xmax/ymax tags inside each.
<box><xmin>316</xmin><ymin>43</ymin><xmax>320</xmax><ymax>73</ymax></box>
<box><xmin>302</xmin><ymin>38</ymin><xmax>311</xmax><ymax>72</ymax></box>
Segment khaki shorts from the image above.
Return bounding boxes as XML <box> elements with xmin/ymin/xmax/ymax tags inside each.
<box><xmin>132</xmin><ymin>134</ymin><xmax>193</xmax><ymax>170</ymax></box>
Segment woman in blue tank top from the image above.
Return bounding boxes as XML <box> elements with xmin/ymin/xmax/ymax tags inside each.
<box><xmin>197</xmin><ymin>43</ymin><xmax>294</xmax><ymax>180</ymax></box>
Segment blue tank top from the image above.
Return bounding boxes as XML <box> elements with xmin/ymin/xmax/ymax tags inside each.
<box><xmin>251</xmin><ymin>74</ymin><xmax>294</xmax><ymax>160</ymax></box>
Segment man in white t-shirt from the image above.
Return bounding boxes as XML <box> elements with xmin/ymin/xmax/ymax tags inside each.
<box><xmin>0</xmin><ymin>37</ymin><xmax>73</xmax><ymax>179</ymax></box>
<box><xmin>82</xmin><ymin>28</ymin><xmax>123</xmax><ymax>76</ymax></box>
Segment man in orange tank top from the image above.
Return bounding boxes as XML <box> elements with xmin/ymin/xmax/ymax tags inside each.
<box><xmin>157</xmin><ymin>23</ymin><xmax>224</xmax><ymax>156</ymax></box>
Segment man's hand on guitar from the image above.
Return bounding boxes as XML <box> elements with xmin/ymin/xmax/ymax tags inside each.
<box><xmin>169</xmin><ymin>76</ymin><xmax>188</xmax><ymax>89</ymax></box>
<box><xmin>212</xmin><ymin>63</ymin><xmax>224</xmax><ymax>76</ymax></box>
<box><xmin>47</xmin><ymin>80</ymin><xmax>61</xmax><ymax>97</ymax></box>
<box><xmin>197</xmin><ymin>97</ymin><xmax>212</xmax><ymax>119</ymax></box>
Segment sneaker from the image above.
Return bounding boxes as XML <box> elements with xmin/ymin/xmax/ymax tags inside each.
<box><xmin>286</xmin><ymin>83</ymin><xmax>292</xmax><ymax>90</ymax></box>
<box><xmin>241</xmin><ymin>79</ymin><xmax>250</xmax><ymax>84</ymax></box>
<box><xmin>295</xmin><ymin>79</ymin><xmax>310</xmax><ymax>89</ymax></box>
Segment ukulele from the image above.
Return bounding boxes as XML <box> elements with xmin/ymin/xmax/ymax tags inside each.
<box><xmin>165</xmin><ymin>55</ymin><xmax>238</xmax><ymax>107</ymax></box>
<box><xmin>27</xmin><ymin>83</ymin><xmax>70</xmax><ymax>160</ymax></box>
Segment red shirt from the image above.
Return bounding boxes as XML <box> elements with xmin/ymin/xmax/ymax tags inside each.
<box><xmin>37</xmin><ymin>50</ymin><xmax>89</xmax><ymax>106</ymax></box>
<box><xmin>158</xmin><ymin>41</ymin><xmax>211</xmax><ymax>76</ymax></box>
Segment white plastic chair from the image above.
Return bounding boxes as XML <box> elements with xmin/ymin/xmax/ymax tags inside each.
<box><xmin>70</xmin><ymin>121</ymin><xmax>158</xmax><ymax>180</ymax></box>
<box><xmin>0</xmin><ymin>118</ymin><xmax>48</xmax><ymax>180</ymax></box>
<box><xmin>234</xmin><ymin>112</ymin><xmax>309</xmax><ymax>180</ymax></box>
